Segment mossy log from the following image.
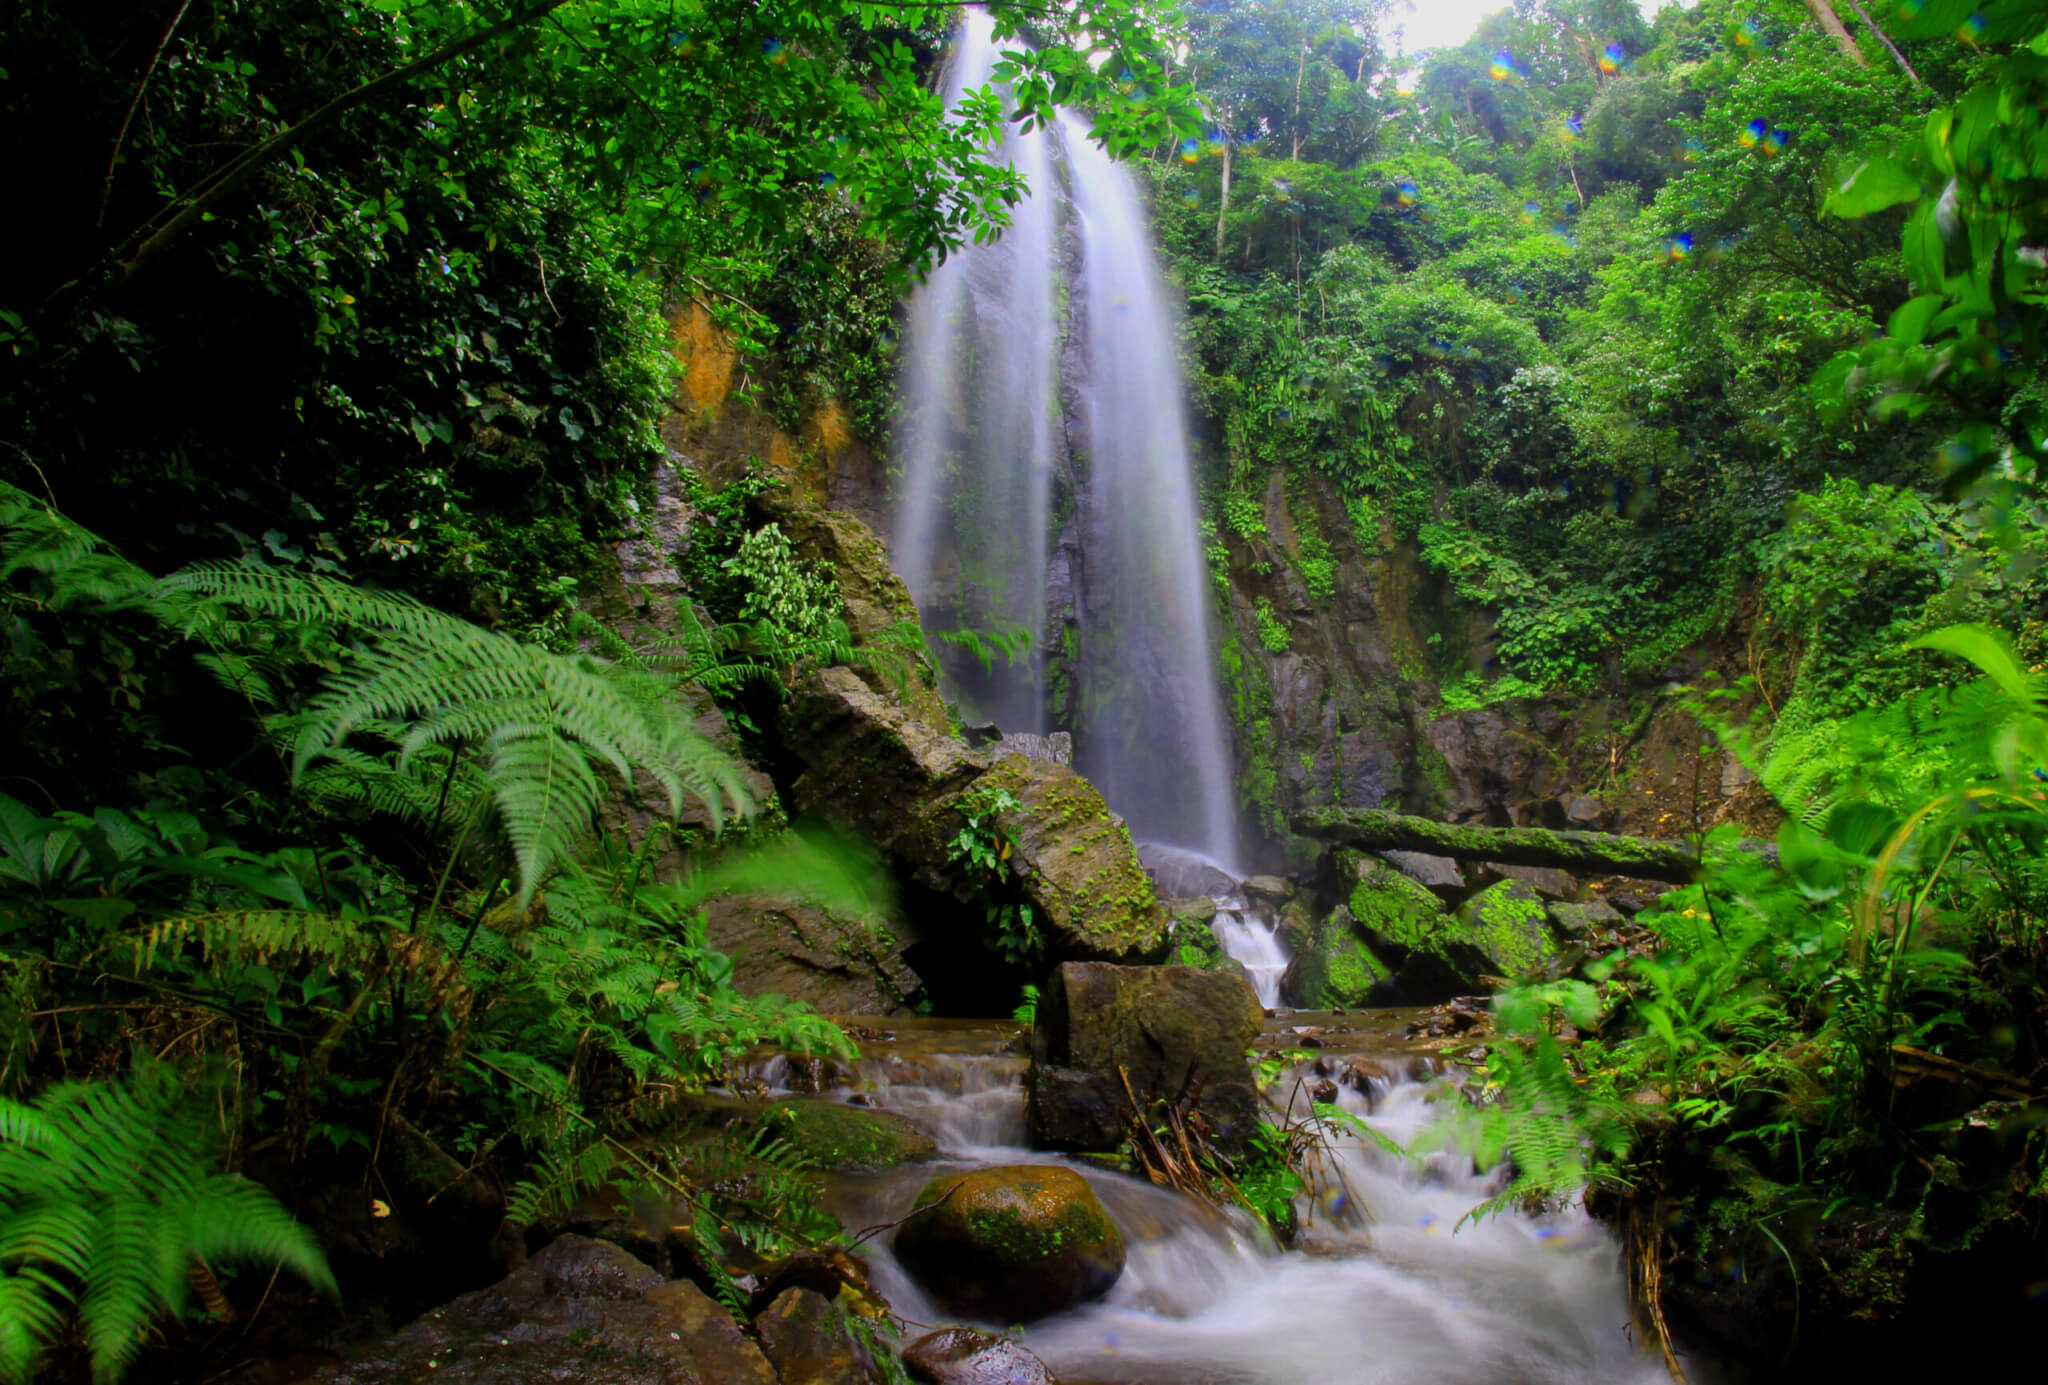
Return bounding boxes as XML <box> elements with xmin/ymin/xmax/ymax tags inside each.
<box><xmin>1293</xmin><ymin>808</ymin><xmax>1701</xmax><ymax>884</ymax></box>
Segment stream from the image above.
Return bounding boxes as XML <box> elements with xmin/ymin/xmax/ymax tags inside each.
<box><xmin>750</xmin><ymin>1015</ymin><xmax>1679</xmax><ymax>1385</ymax></box>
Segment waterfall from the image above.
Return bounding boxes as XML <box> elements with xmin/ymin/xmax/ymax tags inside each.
<box><xmin>890</xmin><ymin>7</ymin><xmax>1057</xmax><ymax>736</ymax></box>
<box><xmin>1062</xmin><ymin>120</ymin><xmax>1240</xmax><ymax>867</ymax></box>
<box><xmin>890</xmin><ymin>15</ymin><xmax>1241</xmax><ymax>869</ymax></box>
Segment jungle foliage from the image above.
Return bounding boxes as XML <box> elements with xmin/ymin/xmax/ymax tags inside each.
<box><xmin>0</xmin><ymin>2</ymin><xmax>1197</xmax><ymax>1377</ymax></box>
<box><xmin>1164</xmin><ymin>0</ymin><xmax>2045</xmax><ymax>704</ymax></box>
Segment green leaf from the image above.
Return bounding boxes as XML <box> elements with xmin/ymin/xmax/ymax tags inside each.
<box><xmin>1825</xmin><ymin>801</ymin><xmax>1900</xmax><ymax>860</ymax></box>
<box><xmin>1827</xmin><ymin>156</ymin><xmax>1921</xmax><ymax>219</ymax></box>
<box><xmin>1885</xmin><ymin>294</ymin><xmax>1946</xmax><ymax>347</ymax></box>
<box><xmin>1777</xmin><ymin>821</ymin><xmax>1845</xmax><ymax>901</ymax></box>
<box><xmin>1904</xmin><ymin>623</ymin><xmax>2040</xmax><ymax>706</ymax></box>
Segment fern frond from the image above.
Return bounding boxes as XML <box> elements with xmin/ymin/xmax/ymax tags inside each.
<box><xmin>130</xmin><ymin>911</ymin><xmax>387</xmax><ymax>975</ymax></box>
<box><xmin>0</xmin><ymin>1064</ymin><xmax>333</xmax><ymax>1384</ymax></box>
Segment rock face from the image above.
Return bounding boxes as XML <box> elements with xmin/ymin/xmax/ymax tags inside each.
<box><xmin>292</xmin><ymin>1234</ymin><xmax>775</xmax><ymax>1385</ymax></box>
<box><xmin>755</xmin><ymin>1286</ymin><xmax>876</xmax><ymax>1385</ymax></box>
<box><xmin>893</xmin><ymin>1165</ymin><xmax>1125</xmax><ymax>1323</ymax></box>
<box><xmin>902</xmin><ymin>1328</ymin><xmax>1060</xmax><ymax>1385</ymax></box>
<box><xmin>779</xmin><ymin>668</ymin><xmax>1166</xmax><ymax>964</ymax></box>
<box><xmin>1027</xmin><ymin>962</ymin><xmax>1264</xmax><ymax>1155</ymax></box>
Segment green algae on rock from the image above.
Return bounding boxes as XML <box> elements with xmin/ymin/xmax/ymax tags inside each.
<box><xmin>893</xmin><ymin>1165</ymin><xmax>1125</xmax><ymax>1323</ymax></box>
<box><xmin>761</xmin><ymin>1098</ymin><xmax>937</xmax><ymax>1172</ymax></box>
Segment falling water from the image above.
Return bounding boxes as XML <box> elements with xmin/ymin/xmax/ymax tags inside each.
<box><xmin>891</xmin><ymin>16</ymin><xmax>1240</xmax><ymax>861</ymax></box>
<box><xmin>889</xmin><ymin>8</ymin><xmax>1057</xmax><ymax>734</ymax></box>
<box><xmin>1062</xmin><ymin>119</ymin><xmax>1240</xmax><ymax>865</ymax></box>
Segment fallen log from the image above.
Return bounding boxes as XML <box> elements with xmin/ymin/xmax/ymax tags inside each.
<box><xmin>1292</xmin><ymin>808</ymin><xmax>1702</xmax><ymax>884</ymax></box>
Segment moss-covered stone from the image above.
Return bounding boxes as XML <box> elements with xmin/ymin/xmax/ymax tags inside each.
<box><xmin>1341</xmin><ymin>858</ymin><xmax>1555</xmax><ymax>998</ymax></box>
<box><xmin>893</xmin><ymin>1165</ymin><xmax>1125</xmax><ymax>1323</ymax></box>
<box><xmin>1286</xmin><ymin>905</ymin><xmax>1394</xmax><ymax>1009</ymax></box>
<box><xmin>760</xmin><ymin>1098</ymin><xmax>937</xmax><ymax>1172</ymax></box>
<box><xmin>1453</xmin><ymin>879</ymin><xmax>1559</xmax><ymax>979</ymax></box>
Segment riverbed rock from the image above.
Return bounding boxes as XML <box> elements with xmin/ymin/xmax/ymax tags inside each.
<box><xmin>1547</xmin><ymin>897</ymin><xmax>1624</xmax><ymax>938</ymax></box>
<box><xmin>1027</xmin><ymin>962</ymin><xmax>1264</xmax><ymax>1155</ymax></box>
<box><xmin>1283</xmin><ymin>905</ymin><xmax>1394</xmax><ymax>1009</ymax></box>
<box><xmin>755</xmin><ymin>1286</ymin><xmax>875</xmax><ymax>1385</ymax></box>
<box><xmin>902</xmin><ymin>1327</ymin><xmax>1060</xmax><ymax>1385</ymax></box>
<box><xmin>291</xmin><ymin>1234</ymin><xmax>775</xmax><ymax>1385</ymax></box>
<box><xmin>893</xmin><ymin>1165</ymin><xmax>1125</xmax><ymax>1322</ymax></box>
<box><xmin>761</xmin><ymin>1098</ymin><xmax>937</xmax><ymax>1171</ymax></box>
<box><xmin>703</xmin><ymin>893</ymin><xmax>920</xmax><ymax>1015</ymax></box>
<box><xmin>779</xmin><ymin>668</ymin><xmax>1165</xmax><ymax>966</ymax></box>
<box><xmin>1379</xmin><ymin>850</ymin><xmax>1466</xmax><ymax>900</ymax></box>
<box><xmin>1453</xmin><ymin>879</ymin><xmax>1561</xmax><ymax>978</ymax></box>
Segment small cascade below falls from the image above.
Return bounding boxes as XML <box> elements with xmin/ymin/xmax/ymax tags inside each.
<box><xmin>889</xmin><ymin>13</ymin><xmax>1241</xmax><ymax>862</ymax></box>
<box><xmin>1140</xmin><ymin>843</ymin><xmax>1293</xmax><ymax>1007</ymax></box>
<box><xmin>742</xmin><ymin>1017</ymin><xmax>1679</xmax><ymax>1385</ymax></box>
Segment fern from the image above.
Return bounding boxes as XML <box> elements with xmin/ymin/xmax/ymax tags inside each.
<box><xmin>0</xmin><ymin>1064</ymin><xmax>333</xmax><ymax>1384</ymax></box>
<box><xmin>162</xmin><ymin>562</ymin><xmax>756</xmax><ymax>906</ymax></box>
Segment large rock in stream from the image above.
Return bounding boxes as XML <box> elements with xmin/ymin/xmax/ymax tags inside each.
<box><xmin>779</xmin><ymin>666</ymin><xmax>1167</xmax><ymax>963</ymax></box>
<box><xmin>292</xmin><ymin>1234</ymin><xmax>775</xmax><ymax>1385</ymax></box>
<box><xmin>1027</xmin><ymin>963</ymin><xmax>1264</xmax><ymax>1156</ymax></box>
<box><xmin>903</xmin><ymin>1327</ymin><xmax>1061</xmax><ymax>1385</ymax></box>
<box><xmin>893</xmin><ymin>1165</ymin><xmax>1125</xmax><ymax>1323</ymax></box>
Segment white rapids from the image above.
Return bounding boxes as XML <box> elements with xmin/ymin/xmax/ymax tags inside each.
<box><xmin>747</xmin><ymin>1018</ymin><xmax>1680</xmax><ymax>1385</ymax></box>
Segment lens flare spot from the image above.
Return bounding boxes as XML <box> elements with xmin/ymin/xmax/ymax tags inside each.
<box><xmin>1179</xmin><ymin>137</ymin><xmax>1202</xmax><ymax>164</ymax></box>
<box><xmin>668</xmin><ymin>30</ymin><xmax>697</xmax><ymax>56</ymax></box>
<box><xmin>762</xmin><ymin>37</ymin><xmax>787</xmax><ymax>65</ymax></box>
<box><xmin>1599</xmin><ymin>42</ymin><xmax>1625</xmax><ymax>74</ymax></box>
<box><xmin>1181</xmin><ymin>187</ymin><xmax>1201</xmax><ymax>207</ymax></box>
<box><xmin>1489</xmin><ymin>51</ymin><xmax>1518</xmax><ymax>81</ymax></box>
<box><xmin>1736</xmin><ymin>18</ymin><xmax>1762</xmax><ymax>46</ymax></box>
<box><xmin>1683</xmin><ymin>137</ymin><xmax>1706</xmax><ymax>161</ymax></box>
<box><xmin>1562</xmin><ymin>116</ymin><xmax>1583</xmax><ymax>141</ymax></box>
<box><xmin>1763</xmin><ymin>127</ymin><xmax>1790</xmax><ymax>154</ymax></box>
<box><xmin>1664</xmin><ymin>232</ymin><xmax>1693</xmax><ymax>262</ymax></box>
<box><xmin>1272</xmin><ymin>178</ymin><xmax>1293</xmax><ymax>201</ymax></box>
<box><xmin>1397</xmin><ymin>181</ymin><xmax>1420</xmax><ymax>206</ymax></box>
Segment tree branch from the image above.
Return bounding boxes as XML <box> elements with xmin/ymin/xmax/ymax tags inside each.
<box><xmin>104</xmin><ymin>0</ymin><xmax>577</xmax><ymax>289</ymax></box>
<box><xmin>1292</xmin><ymin>808</ymin><xmax>1704</xmax><ymax>883</ymax></box>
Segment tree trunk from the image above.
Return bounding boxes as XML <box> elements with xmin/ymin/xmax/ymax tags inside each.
<box><xmin>1291</xmin><ymin>809</ymin><xmax>1704</xmax><ymax>883</ymax></box>
<box><xmin>1804</xmin><ymin>0</ymin><xmax>1869</xmax><ymax>64</ymax></box>
<box><xmin>1215</xmin><ymin>128</ymin><xmax>1232</xmax><ymax>262</ymax></box>
<box><xmin>1291</xmin><ymin>44</ymin><xmax>1307</xmax><ymax>160</ymax></box>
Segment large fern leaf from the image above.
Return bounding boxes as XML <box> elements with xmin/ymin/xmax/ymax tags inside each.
<box><xmin>161</xmin><ymin>562</ymin><xmax>756</xmax><ymax>904</ymax></box>
<box><xmin>0</xmin><ymin>1064</ymin><xmax>333</xmax><ymax>1384</ymax></box>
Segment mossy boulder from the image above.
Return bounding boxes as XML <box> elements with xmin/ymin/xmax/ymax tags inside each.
<box><xmin>760</xmin><ymin>1099</ymin><xmax>937</xmax><ymax>1172</ymax></box>
<box><xmin>1343</xmin><ymin>855</ymin><xmax>1554</xmax><ymax>999</ymax></box>
<box><xmin>1284</xmin><ymin>905</ymin><xmax>1394</xmax><ymax>1009</ymax></box>
<box><xmin>893</xmin><ymin>1165</ymin><xmax>1125</xmax><ymax>1323</ymax></box>
<box><xmin>1028</xmin><ymin>962</ymin><xmax>1264</xmax><ymax>1155</ymax></box>
<box><xmin>1453</xmin><ymin>879</ymin><xmax>1560</xmax><ymax>979</ymax></box>
<box><xmin>956</xmin><ymin>755</ymin><xmax>1167</xmax><ymax>962</ymax></box>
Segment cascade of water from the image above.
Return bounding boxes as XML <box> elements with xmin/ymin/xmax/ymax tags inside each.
<box><xmin>889</xmin><ymin>9</ymin><xmax>1057</xmax><ymax>734</ymax></box>
<box><xmin>753</xmin><ymin>1018</ymin><xmax>1677</xmax><ymax>1385</ymax></box>
<box><xmin>1061</xmin><ymin>119</ymin><xmax>1240</xmax><ymax>865</ymax></box>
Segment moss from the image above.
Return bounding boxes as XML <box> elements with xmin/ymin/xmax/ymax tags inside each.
<box><xmin>1455</xmin><ymin>880</ymin><xmax>1558</xmax><ymax>977</ymax></box>
<box><xmin>762</xmin><ymin>1099</ymin><xmax>936</xmax><ymax>1171</ymax></box>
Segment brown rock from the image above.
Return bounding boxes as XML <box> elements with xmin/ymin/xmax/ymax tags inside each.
<box><xmin>291</xmin><ymin>1234</ymin><xmax>774</xmax><ymax>1385</ymax></box>
<box><xmin>1027</xmin><ymin>963</ymin><xmax>1265</xmax><ymax>1156</ymax></box>
<box><xmin>903</xmin><ymin>1327</ymin><xmax>1060</xmax><ymax>1385</ymax></box>
<box><xmin>755</xmin><ymin>1286</ymin><xmax>876</xmax><ymax>1385</ymax></box>
<box><xmin>893</xmin><ymin>1165</ymin><xmax>1125</xmax><ymax>1323</ymax></box>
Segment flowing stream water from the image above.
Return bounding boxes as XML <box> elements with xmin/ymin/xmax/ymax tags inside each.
<box><xmin>750</xmin><ymin>1016</ymin><xmax>1675</xmax><ymax>1385</ymax></box>
<box><xmin>891</xmin><ymin>12</ymin><xmax>1281</xmax><ymax>980</ymax></box>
